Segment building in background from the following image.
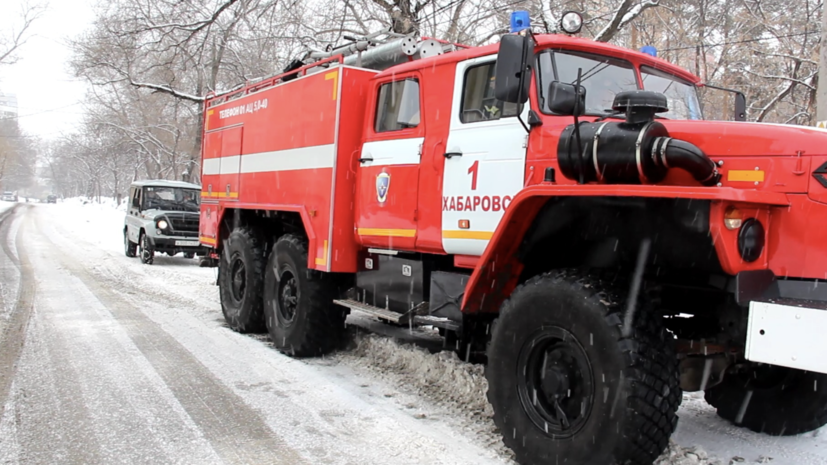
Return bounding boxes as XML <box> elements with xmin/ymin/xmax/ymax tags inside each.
<box><xmin>0</xmin><ymin>90</ymin><xmax>19</xmax><ymax>120</ymax></box>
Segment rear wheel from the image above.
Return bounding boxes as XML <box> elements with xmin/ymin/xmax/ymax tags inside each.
<box><xmin>124</xmin><ymin>230</ymin><xmax>137</xmax><ymax>257</ymax></box>
<box><xmin>139</xmin><ymin>233</ymin><xmax>154</xmax><ymax>265</ymax></box>
<box><xmin>264</xmin><ymin>234</ymin><xmax>346</xmax><ymax>357</ymax></box>
<box><xmin>219</xmin><ymin>227</ymin><xmax>266</xmax><ymax>333</ymax></box>
<box><xmin>705</xmin><ymin>364</ymin><xmax>827</xmax><ymax>435</ymax></box>
<box><xmin>486</xmin><ymin>271</ymin><xmax>681</xmax><ymax>465</ymax></box>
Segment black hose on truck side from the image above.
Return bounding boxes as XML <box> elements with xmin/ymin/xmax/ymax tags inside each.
<box><xmin>653</xmin><ymin>137</ymin><xmax>720</xmax><ymax>186</ymax></box>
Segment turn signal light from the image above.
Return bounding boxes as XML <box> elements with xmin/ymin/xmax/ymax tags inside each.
<box><xmin>458</xmin><ymin>219</ymin><xmax>470</xmax><ymax>229</ymax></box>
<box><xmin>724</xmin><ymin>207</ymin><xmax>742</xmax><ymax>230</ymax></box>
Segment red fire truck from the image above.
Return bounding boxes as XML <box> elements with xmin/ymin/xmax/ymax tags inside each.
<box><xmin>198</xmin><ymin>17</ymin><xmax>827</xmax><ymax>465</ymax></box>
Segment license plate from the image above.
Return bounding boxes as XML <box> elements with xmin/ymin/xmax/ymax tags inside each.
<box><xmin>175</xmin><ymin>240</ymin><xmax>200</xmax><ymax>247</ymax></box>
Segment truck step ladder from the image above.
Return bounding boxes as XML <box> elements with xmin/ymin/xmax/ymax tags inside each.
<box><xmin>333</xmin><ymin>299</ymin><xmax>413</xmax><ymax>324</ymax></box>
<box><xmin>333</xmin><ymin>299</ymin><xmax>460</xmax><ymax>331</ymax></box>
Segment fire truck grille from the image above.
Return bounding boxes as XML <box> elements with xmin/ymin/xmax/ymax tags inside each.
<box><xmin>165</xmin><ymin>213</ymin><xmax>199</xmax><ymax>236</ymax></box>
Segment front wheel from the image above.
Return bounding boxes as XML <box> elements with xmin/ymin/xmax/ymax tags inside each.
<box><xmin>139</xmin><ymin>233</ymin><xmax>154</xmax><ymax>265</ymax></box>
<box><xmin>705</xmin><ymin>364</ymin><xmax>827</xmax><ymax>435</ymax></box>
<box><xmin>264</xmin><ymin>235</ymin><xmax>346</xmax><ymax>357</ymax></box>
<box><xmin>486</xmin><ymin>271</ymin><xmax>681</xmax><ymax>465</ymax></box>
<box><xmin>124</xmin><ymin>230</ymin><xmax>137</xmax><ymax>257</ymax></box>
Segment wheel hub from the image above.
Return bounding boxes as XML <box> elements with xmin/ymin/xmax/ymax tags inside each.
<box><xmin>230</xmin><ymin>256</ymin><xmax>246</xmax><ymax>301</ymax></box>
<box><xmin>277</xmin><ymin>271</ymin><xmax>298</xmax><ymax>326</ymax></box>
<box><xmin>517</xmin><ymin>327</ymin><xmax>594</xmax><ymax>437</ymax></box>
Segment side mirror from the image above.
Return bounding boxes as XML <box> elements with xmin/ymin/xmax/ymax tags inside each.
<box><xmin>494</xmin><ymin>34</ymin><xmax>534</xmax><ymax>104</ymax></box>
<box><xmin>702</xmin><ymin>83</ymin><xmax>747</xmax><ymax>121</ymax></box>
<box><xmin>734</xmin><ymin>92</ymin><xmax>746</xmax><ymax>122</ymax></box>
<box><xmin>547</xmin><ymin>82</ymin><xmax>586</xmax><ymax>116</ymax></box>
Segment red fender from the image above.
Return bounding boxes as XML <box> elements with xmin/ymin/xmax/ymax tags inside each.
<box><xmin>460</xmin><ymin>184</ymin><xmax>789</xmax><ymax>315</ymax></box>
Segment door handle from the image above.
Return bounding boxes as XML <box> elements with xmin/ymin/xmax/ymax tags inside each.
<box><xmin>444</xmin><ymin>151</ymin><xmax>463</xmax><ymax>159</ymax></box>
<box><xmin>358</xmin><ymin>157</ymin><xmax>374</xmax><ymax>163</ymax></box>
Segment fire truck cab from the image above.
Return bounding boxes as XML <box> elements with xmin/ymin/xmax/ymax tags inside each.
<box><xmin>200</xmin><ymin>23</ymin><xmax>827</xmax><ymax>465</ymax></box>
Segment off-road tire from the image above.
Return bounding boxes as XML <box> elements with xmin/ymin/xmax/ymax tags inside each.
<box><xmin>219</xmin><ymin>227</ymin><xmax>266</xmax><ymax>333</ymax></box>
<box><xmin>139</xmin><ymin>233</ymin><xmax>154</xmax><ymax>265</ymax></box>
<box><xmin>705</xmin><ymin>366</ymin><xmax>827</xmax><ymax>435</ymax></box>
<box><xmin>486</xmin><ymin>270</ymin><xmax>681</xmax><ymax>465</ymax></box>
<box><xmin>124</xmin><ymin>230</ymin><xmax>137</xmax><ymax>257</ymax></box>
<box><xmin>264</xmin><ymin>234</ymin><xmax>346</xmax><ymax>357</ymax></box>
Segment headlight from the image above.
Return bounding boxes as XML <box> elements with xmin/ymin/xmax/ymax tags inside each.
<box><xmin>738</xmin><ymin>218</ymin><xmax>765</xmax><ymax>262</ymax></box>
<box><xmin>157</xmin><ymin>220</ymin><xmax>169</xmax><ymax>230</ymax></box>
<box><xmin>560</xmin><ymin>11</ymin><xmax>583</xmax><ymax>34</ymax></box>
<box><xmin>724</xmin><ymin>206</ymin><xmax>743</xmax><ymax>230</ymax></box>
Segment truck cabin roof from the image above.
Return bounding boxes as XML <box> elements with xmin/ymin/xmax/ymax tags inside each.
<box><xmin>373</xmin><ymin>34</ymin><xmax>700</xmax><ymax>86</ymax></box>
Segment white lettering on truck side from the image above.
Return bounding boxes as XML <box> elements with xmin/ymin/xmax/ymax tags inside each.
<box><xmin>218</xmin><ymin>99</ymin><xmax>269</xmax><ymax>119</ymax></box>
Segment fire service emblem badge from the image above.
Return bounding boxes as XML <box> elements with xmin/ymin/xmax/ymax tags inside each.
<box><xmin>376</xmin><ymin>172</ymin><xmax>390</xmax><ymax>203</ymax></box>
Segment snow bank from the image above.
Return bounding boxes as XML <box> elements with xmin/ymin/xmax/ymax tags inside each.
<box><xmin>48</xmin><ymin>197</ymin><xmax>128</xmax><ymax>252</ymax></box>
<box><xmin>656</xmin><ymin>441</ymin><xmax>722</xmax><ymax>465</ymax></box>
<box><xmin>0</xmin><ymin>201</ymin><xmax>16</xmax><ymax>215</ymax></box>
<box><xmin>336</xmin><ymin>332</ymin><xmax>511</xmax><ymax>458</ymax></box>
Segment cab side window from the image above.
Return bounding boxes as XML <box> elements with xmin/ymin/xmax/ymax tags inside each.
<box><xmin>375</xmin><ymin>78</ymin><xmax>420</xmax><ymax>132</ymax></box>
<box><xmin>461</xmin><ymin>62</ymin><xmax>521</xmax><ymax>123</ymax></box>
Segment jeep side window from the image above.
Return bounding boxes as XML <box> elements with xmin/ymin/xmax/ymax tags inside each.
<box><xmin>461</xmin><ymin>62</ymin><xmax>521</xmax><ymax>123</ymax></box>
<box><xmin>375</xmin><ymin>78</ymin><xmax>420</xmax><ymax>132</ymax></box>
<box><xmin>131</xmin><ymin>188</ymin><xmax>140</xmax><ymax>209</ymax></box>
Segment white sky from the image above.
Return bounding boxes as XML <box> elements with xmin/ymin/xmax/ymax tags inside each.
<box><xmin>0</xmin><ymin>0</ymin><xmax>95</xmax><ymax>140</ymax></box>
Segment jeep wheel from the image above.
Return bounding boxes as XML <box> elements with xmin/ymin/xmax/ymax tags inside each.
<box><xmin>139</xmin><ymin>233</ymin><xmax>154</xmax><ymax>265</ymax></box>
<box><xmin>264</xmin><ymin>234</ymin><xmax>346</xmax><ymax>357</ymax></box>
<box><xmin>219</xmin><ymin>227</ymin><xmax>266</xmax><ymax>333</ymax></box>
<box><xmin>124</xmin><ymin>230</ymin><xmax>137</xmax><ymax>258</ymax></box>
<box><xmin>486</xmin><ymin>271</ymin><xmax>681</xmax><ymax>465</ymax></box>
<box><xmin>705</xmin><ymin>364</ymin><xmax>827</xmax><ymax>435</ymax></box>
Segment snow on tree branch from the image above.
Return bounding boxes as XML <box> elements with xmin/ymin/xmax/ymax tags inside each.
<box><xmin>594</xmin><ymin>0</ymin><xmax>659</xmax><ymax>43</ymax></box>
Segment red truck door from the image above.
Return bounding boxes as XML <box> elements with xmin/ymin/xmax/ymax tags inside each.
<box><xmin>441</xmin><ymin>56</ymin><xmax>528</xmax><ymax>256</ymax></box>
<box><xmin>355</xmin><ymin>74</ymin><xmax>424</xmax><ymax>250</ymax></box>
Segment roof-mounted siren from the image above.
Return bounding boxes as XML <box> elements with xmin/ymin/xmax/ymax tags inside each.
<box><xmin>510</xmin><ymin>11</ymin><xmax>531</xmax><ymax>33</ymax></box>
<box><xmin>559</xmin><ymin>11</ymin><xmax>583</xmax><ymax>34</ymax></box>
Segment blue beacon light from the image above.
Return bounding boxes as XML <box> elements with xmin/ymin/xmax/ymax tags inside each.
<box><xmin>510</xmin><ymin>11</ymin><xmax>531</xmax><ymax>33</ymax></box>
<box><xmin>640</xmin><ymin>45</ymin><xmax>658</xmax><ymax>57</ymax></box>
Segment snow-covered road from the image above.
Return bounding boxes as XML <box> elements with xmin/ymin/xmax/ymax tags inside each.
<box><xmin>1</xmin><ymin>200</ymin><xmax>826</xmax><ymax>465</ymax></box>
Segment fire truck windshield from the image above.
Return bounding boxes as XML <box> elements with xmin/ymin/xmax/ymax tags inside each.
<box><xmin>640</xmin><ymin>66</ymin><xmax>703</xmax><ymax>120</ymax></box>
<box><xmin>536</xmin><ymin>50</ymin><xmax>703</xmax><ymax>120</ymax></box>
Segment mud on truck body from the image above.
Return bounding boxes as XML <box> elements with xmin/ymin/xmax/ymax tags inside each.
<box><xmin>198</xmin><ymin>22</ymin><xmax>827</xmax><ymax>465</ymax></box>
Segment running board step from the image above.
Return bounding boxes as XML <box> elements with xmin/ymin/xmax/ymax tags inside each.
<box><xmin>333</xmin><ymin>299</ymin><xmax>411</xmax><ymax>324</ymax></box>
<box><xmin>412</xmin><ymin>315</ymin><xmax>461</xmax><ymax>332</ymax></box>
<box><xmin>333</xmin><ymin>299</ymin><xmax>461</xmax><ymax>331</ymax></box>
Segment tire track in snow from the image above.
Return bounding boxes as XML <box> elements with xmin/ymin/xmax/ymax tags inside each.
<box><xmin>30</xmin><ymin>211</ymin><xmax>304</xmax><ymax>465</ymax></box>
<box><xmin>0</xmin><ymin>207</ymin><xmax>38</xmax><ymax>419</ymax></box>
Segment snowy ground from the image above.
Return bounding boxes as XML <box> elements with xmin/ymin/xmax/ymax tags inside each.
<box><xmin>1</xmin><ymin>199</ymin><xmax>826</xmax><ymax>465</ymax></box>
<box><xmin>0</xmin><ymin>201</ymin><xmax>15</xmax><ymax>215</ymax></box>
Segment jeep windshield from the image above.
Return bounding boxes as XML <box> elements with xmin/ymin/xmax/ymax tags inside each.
<box><xmin>536</xmin><ymin>50</ymin><xmax>703</xmax><ymax>120</ymax></box>
<box><xmin>142</xmin><ymin>186</ymin><xmax>200</xmax><ymax>212</ymax></box>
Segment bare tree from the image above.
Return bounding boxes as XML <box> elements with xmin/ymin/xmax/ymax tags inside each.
<box><xmin>0</xmin><ymin>1</ymin><xmax>45</xmax><ymax>66</ymax></box>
